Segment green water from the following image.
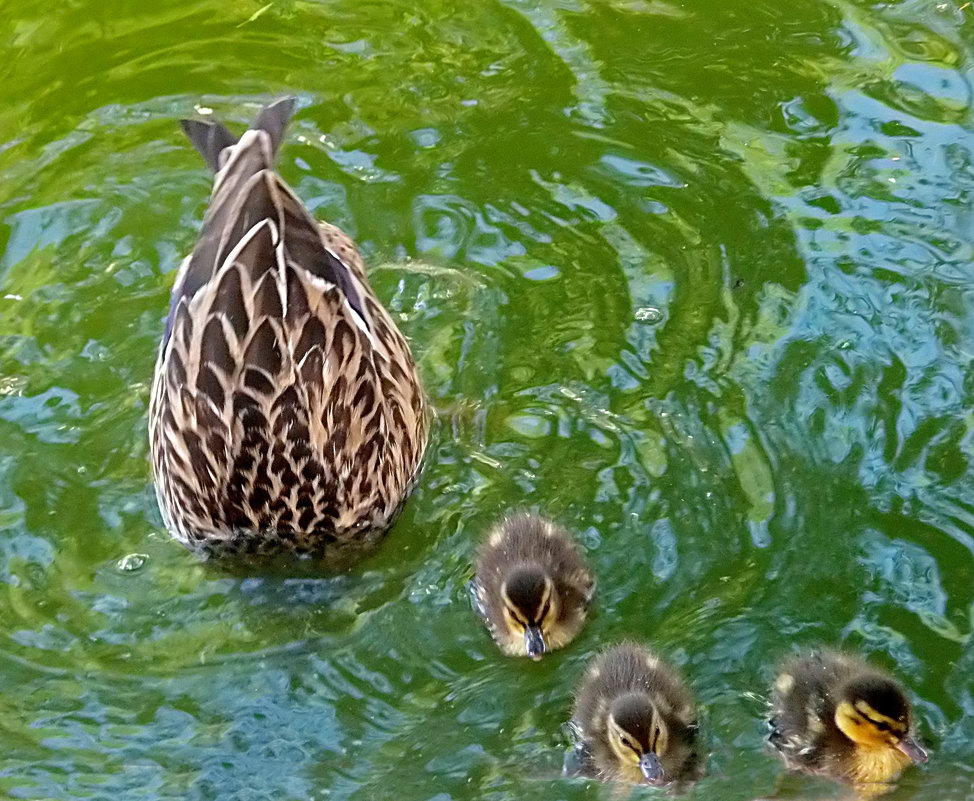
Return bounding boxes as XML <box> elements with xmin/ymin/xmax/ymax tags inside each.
<box><xmin>1</xmin><ymin>0</ymin><xmax>973</xmax><ymax>798</ymax></box>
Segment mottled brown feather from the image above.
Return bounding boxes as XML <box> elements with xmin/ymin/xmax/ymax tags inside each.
<box><xmin>149</xmin><ymin>101</ymin><xmax>429</xmax><ymax>559</ymax></box>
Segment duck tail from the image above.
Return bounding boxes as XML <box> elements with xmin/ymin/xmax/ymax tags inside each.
<box><xmin>180</xmin><ymin>97</ymin><xmax>296</xmax><ymax>173</ymax></box>
<box><xmin>253</xmin><ymin>97</ymin><xmax>295</xmax><ymax>156</ymax></box>
<box><xmin>180</xmin><ymin>119</ymin><xmax>238</xmax><ymax>173</ymax></box>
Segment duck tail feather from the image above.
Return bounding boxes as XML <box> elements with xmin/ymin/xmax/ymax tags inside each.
<box><xmin>255</xmin><ymin>97</ymin><xmax>297</xmax><ymax>157</ymax></box>
<box><xmin>180</xmin><ymin>119</ymin><xmax>239</xmax><ymax>173</ymax></box>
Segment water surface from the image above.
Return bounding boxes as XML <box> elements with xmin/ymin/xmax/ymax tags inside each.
<box><xmin>1</xmin><ymin>0</ymin><xmax>973</xmax><ymax>799</ymax></box>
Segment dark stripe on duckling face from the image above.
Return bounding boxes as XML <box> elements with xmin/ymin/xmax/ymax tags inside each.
<box><xmin>834</xmin><ymin>679</ymin><xmax>927</xmax><ymax>764</ymax></box>
<box><xmin>838</xmin><ymin>677</ymin><xmax>910</xmax><ymax>735</ymax></box>
<box><xmin>845</xmin><ymin>676</ymin><xmax>911</xmax><ymax>726</ymax></box>
<box><xmin>500</xmin><ymin>564</ymin><xmax>557</xmax><ymax>660</ymax></box>
<box><xmin>607</xmin><ymin>693</ymin><xmax>669</xmax><ymax>785</ymax></box>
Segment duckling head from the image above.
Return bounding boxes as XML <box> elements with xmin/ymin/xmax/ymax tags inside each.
<box><xmin>499</xmin><ymin>563</ymin><xmax>558</xmax><ymax>660</ymax></box>
<box><xmin>606</xmin><ymin>692</ymin><xmax>669</xmax><ymax>785</ymax></box>
<box><xmin>834</xmin><ymin>675</ymin><xmax>928</xmax><ymax>766</ymax></box>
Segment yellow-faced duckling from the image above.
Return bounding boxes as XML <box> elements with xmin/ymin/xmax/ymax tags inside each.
<box><xmin>472</xmin><ymin>513</ymin><xmax>594</xmax><ymax>659</ymax></box>
<box><xmin>769</xmin><ymin>650</ymin><xmax>928</xmax><ymax>790</ymax></box>
<box><xmin>149</xmin><ymin>99</ymin><xmax>428</xmax><ymax>560</ymax></box>
<box><xmin>571</xmin><ymin>643</ymin><xmax>700</xmax><ymax>786</ymax></box>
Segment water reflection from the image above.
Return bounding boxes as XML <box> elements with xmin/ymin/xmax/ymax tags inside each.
<box><xmin>0</xmin><ymin>0</ymin><xmax>973</xmax><ymax>799</ymax></box>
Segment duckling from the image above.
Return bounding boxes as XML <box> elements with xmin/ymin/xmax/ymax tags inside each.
<box><xmin>149</xmin><ymin>99</ymin><xmax>429</xmax><ymax>560</ymax></box>
<box><xmin>768</xmin><ymin>650</ymin><xmax>928</xmax><ymax>789</ymax></box>
<box><xmin>472</xmin><ymin>513</ymin><xmax>594</xmax><ymax>659</ymax></box>
<box><xmin>571</xmin><ymin>643</ymin><xmax>700</xmax><ymax>786</ymax></box>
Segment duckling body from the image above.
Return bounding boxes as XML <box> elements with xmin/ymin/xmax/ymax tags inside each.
<box><xmin>769</xmin><ymin>650</ymin><xmax>927</xmax><ymax>788</ymax></box>
<box><xmin>149</xmin><ymin>100</ymin><xmax>428</xmax><ymax>559</ymax></box>
<box><xmin>571</xmin><ymin>643</ymin><xmax>700</xmax><ymax>786</ymax></box>
<box><xmin>472</xmin><ymin>513</ymin><xmax>594</xmax><ymax>659</ymax></box>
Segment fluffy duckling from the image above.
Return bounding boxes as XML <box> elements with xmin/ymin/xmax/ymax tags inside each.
<box><xmin>472</xmin><ymin>513</ymin><xmax>594</xmax><ymax>659</ymax></box>
<box><xmin>769</xmin><ymin>650</ymin><xmax>928</xmax><ymax>789</ymax></box>
<box><xmin>571</xmin><ymin>643</ymin><xmax>700</xmax><ymax>786</ymax></box>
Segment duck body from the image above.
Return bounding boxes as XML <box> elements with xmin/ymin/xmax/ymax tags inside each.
<box><xmin>571</xmin><ymin>643</ymin><xmax>700</xmax><ymax>786</ymax></box>
<box><xmin>472</xmin><ymin>513</ymin><xmax>594</xmax><ymax>659</ymax></box>
<box><xmin>769</xmin><ymin>650</ymin><xmax>927</xmax><ymax>789</ymax></box>
<box><xmin>149</xmin><ymin>100</ymin><xmax>429</xmax><ymax>559</ymax></box>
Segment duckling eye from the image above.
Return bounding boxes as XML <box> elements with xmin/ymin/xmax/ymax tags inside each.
<box><xmin>873</xmin><ymin>720</ymin><xmax>890</xmax><ymax>733</ymax></box>
<box><xmin>619</xmin><ymin>735</ymin><xmax>639</xmax><ymax>753</ymax></box>
<box><xmin>505</xmin><ymin>605</ymin><xmax>529</xmax><ymax>629</ymax></box>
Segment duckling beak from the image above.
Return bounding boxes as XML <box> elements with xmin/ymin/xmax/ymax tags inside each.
<box><xmin>639</xmin><ymin>752</ymin><xmax>664</xmax><ymax>784</ymax></box>
<box><xmin>524</xmin><ymin>626</ymin><xmax>546</xmax><ymax>660</ymax></box>
<box><xmin>896</xmin><ymin>734</ymin><xmax>929</xmax><ymax>764</ymax></box>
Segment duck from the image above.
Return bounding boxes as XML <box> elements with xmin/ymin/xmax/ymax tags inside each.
<box><xmin>148</xmin><ymin>98</ymin><xmax>429</xmax><ymax>560</ymax></box>
<box><xmin>471</xmin><ymin>512</ymin><xmax>594</xmax><ymax>659</ymax></box>
<box><xmin>570</xmin><ymin>642</ymin><xmax>701</xmax><ymax>786</ymax></box>
<box><xmin>768</xmin><ymin>650</ymin><xmax>928</xmax><ymax>791</ymax></box>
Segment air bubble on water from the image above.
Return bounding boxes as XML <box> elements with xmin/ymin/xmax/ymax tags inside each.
<box><xmin>635</xmin><ymin>306</ymin><xmax>663</xmax><ymax>323</ymax></box>
<box><xmin>117</xmin><ymin>553</ymin><xmax>148</xmax><ymax>573</ymax></box>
